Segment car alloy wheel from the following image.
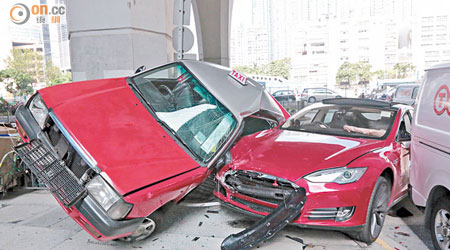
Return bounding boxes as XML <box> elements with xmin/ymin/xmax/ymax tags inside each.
<box><xmin>434</xmin><ymin>208</ymin><xmax>450</xmax><ymax>249</ymax></box>
<box><xmin>119</xmin><ymin>211</ymin><xmax>164</xmax><ymax>242</ymax></box>
<box><xmin>369</xmin><ymin>180</ymin><xmax>389</xmax><ymax>238</ymax></box>
<box><xmin>348</xmin><ymin>176</ymin><xmax>391</xmax><ymax>244</ymax></box>
<box><xmin>120</xmin><ymin>218</ymin><xmax>156</xmax><ymax>242</ymax></box>
<box><xmin>308</xmin><ymin>97</ymin><xmax>316</xmax><ymax>103</ymax></box>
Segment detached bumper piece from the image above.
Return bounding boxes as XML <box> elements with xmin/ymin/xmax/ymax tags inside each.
<box><xmin>15</xmin><ymin>139</ymin><xmax>86</xmax><ymax>207</ymax></box>
<box><xmin>221</xmin><ymin>188</ymin><xmax>306</xmax><ymax>250</ymax></box>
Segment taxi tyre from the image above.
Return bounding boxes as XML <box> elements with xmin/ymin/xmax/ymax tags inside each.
<box><xmin>348</xmin><ymin>176</ymin><xmax>391</xmax><ymax>244</ymax></box>
<box><xmin>430</xmin><ymin>196</ymin><xmax>450</xmax><ymax>250</ymax></box>
<box><xmin>308</xmin><ymin>97</ymin><xmax>316</xmax><ymax>103</ymax></box>
<box><xmin>119</xmin><ymin>210</ymin><xmax>164</xmax><ymax>242</ymax></box>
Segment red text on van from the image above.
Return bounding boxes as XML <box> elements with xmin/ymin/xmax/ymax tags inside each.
<box><xmin>434</xmin><ymin>84</ymin><xmax>450</xmax><ymax>116</ymax></box>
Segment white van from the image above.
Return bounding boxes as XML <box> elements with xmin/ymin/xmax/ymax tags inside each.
<box><xmin>410</xmin><ymin>62</ymin><xmax>450</xmax><ymax>250</ymax></box>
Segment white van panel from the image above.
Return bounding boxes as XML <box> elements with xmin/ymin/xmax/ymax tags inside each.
<box><xmin>411</xmin><ymin>67</ymin><xmax>450</xmax><ymax>206</ymax></box>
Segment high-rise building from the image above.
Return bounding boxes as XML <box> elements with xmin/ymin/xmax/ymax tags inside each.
<box><xmin>413</xmin><ymin>14</ymin><xmax>450</xmax><ymax>73</ymax></box>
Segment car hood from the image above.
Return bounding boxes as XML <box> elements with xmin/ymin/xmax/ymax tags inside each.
<box><xmin>229</xmin><ymin>129</ymin><xmax>386</xmax><ymax>183</ymax></box>
<box><xmin>39</xmin><ymin>77</ymin><xmax>200</xmax><ymax>195</ymax></box>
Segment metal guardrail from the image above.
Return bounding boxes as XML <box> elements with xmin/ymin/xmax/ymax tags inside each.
<box><xmin>0</xmin><ymin>116</ymin><xmax>15</xmax><ymax>123</ymax></box>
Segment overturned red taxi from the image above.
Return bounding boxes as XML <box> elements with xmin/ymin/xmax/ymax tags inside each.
<box><xmin>216</xmin><ymin>98</ymin><xmax>413</xmax><ymax>243</ymax></box>
<box><xmin>14</xmin><ymin>60</ymin><xmax>288</xmax><ymax>241</ymax></box>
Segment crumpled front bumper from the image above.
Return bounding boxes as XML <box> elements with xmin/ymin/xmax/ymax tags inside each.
<box><xmin>221</xmin><ymin>188</ymin><xmax>306</xmax><ymax>250</ymax></box>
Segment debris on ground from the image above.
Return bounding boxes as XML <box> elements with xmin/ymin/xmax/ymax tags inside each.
<box><xmin>204</xmin><ymin>215</ymin><xmax>210</xmax><ymax>219</ymax></box>
<box><xmin>285</xmin><ymin>235</ymin><xmax>307</xmax><ymax>250</ymax></box>
<box><xmin>8</xmin><ymin>220</ymin><xmax>22</xmax><ymax>224</ymax></box>
<box><xmin>206</xmin><ymin>210</ymin><xmax>219</xmax><ymax>214</ymax></box>
<box><xmin>192</xmin><ymin>237</ymin><xmax>200</xmax><ymax>241</ymax></box>
<box><xmin>394</xmin><ymin>232</ymin><xmax>410</xmax><ymax>237</ymax></box>
<box><xmin>198</xmin><ymin>222</ymin><xmax>203</xmax><ymax>227</ymax></box>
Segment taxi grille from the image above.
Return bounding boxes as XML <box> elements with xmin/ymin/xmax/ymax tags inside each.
<box><xmin>15</xmin><ymin>140</ymin><xmax>86</xmax><ymax>207</ymax></box>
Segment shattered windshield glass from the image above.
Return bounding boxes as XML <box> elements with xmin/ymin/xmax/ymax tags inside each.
<box><xmin>131</xmin><ymin>63</ymin><xmax>237</xmax><ymax>163</ymax></box>
<box><xmin>282</xmin><ymin>105</ymin><xmax>397</xmax><ymax>139</ymax></box>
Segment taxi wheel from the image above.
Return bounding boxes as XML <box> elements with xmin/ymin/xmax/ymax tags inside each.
<box><xmin>430</xmin><ymin>197</ymin><xmax>450</xmax><ymax>250</ymax></box>
<box><xmin>349</xmin><ymin>176</ymin><xmax>391</xmax><ymax>244</ymax></box>
<box><xmin>308</xmin><ymin>97</ymin><xmax>316</xmax><ymax>103</ymax></box>
<box><xmin>119</xmin><ymin>211</ymin><xmax>164</xmax><ymax>242</ymax></box>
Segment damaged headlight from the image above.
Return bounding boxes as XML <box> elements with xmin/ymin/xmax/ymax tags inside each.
<box><xmin>303</xmin><ymin>167</ymin><xmax>367</xmax><ymax>184</ymax></box>
<box><xmin>86</xmin><ymin>176</ymin><xmax>133</xmax><ymax>220</ymax></box>
<box><xmin>28</xmin><ymin>94</ymin><xmax>48</xmax><ymax>129</ymax></box>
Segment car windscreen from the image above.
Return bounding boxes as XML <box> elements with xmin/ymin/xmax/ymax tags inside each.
<box><xmin>131</xmin><ymin>63</ymin><xmax>237</xmax><ymax>163</ymax></box>
<box><xmin>281</xmin><ymin>105</ymin><xmax>397</xmax><ymax>139</ymax></box>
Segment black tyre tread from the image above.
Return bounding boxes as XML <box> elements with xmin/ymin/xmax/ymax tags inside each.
<box><xmin>348</xmin><ymin>176</ymin><xmax>391</xmax><ymax>244</ymax></box>
<box><xmin>430</xmin><ymin>196</ymin><xmax>450</xmax><ymax>250</ymax></box>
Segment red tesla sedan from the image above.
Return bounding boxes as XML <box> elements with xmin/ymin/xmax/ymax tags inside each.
<box><xmin>215</xmin><ymin>98</ymin><xmax>413</xmax><ymax>243</ymax></box>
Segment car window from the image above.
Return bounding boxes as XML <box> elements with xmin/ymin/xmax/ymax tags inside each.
<box><xmin>131</xmin><ymin>63</ymin><xmax>237</xmax><ymax>163</ymax></box>
<box><xmin>282</xmin><ymin>105</ymin><xmax>397</xmax><ymax>139</ymax></box>
<box><xmin>412</xmin><ymin>87</ymin><xmax>419</xmax><ymax>99</ymax></box>
<box><xmin>241</xmin><ymin>116</ymin><xmax>277</xmax><ymax>137</ymax></box>
<box><xmin>395</xmin><ymin>86</ymin><xmax>414</xmax><ymax>98</ymax></box>
<box><xmin>323</xmin><ymin>109</ymin><xmax>338</xmax><ymax>123</ymax></box>
<box><xmin>403</xmin><ymin>111</ymin><xmax>412</xmax><ymax>134</ymax></box>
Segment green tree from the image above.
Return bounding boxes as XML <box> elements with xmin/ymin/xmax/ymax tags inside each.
<box><xmin>336</xmin><ymin>62</ymin><xmax>357</xmax><ymax>85</ymax></box>
<box><xmin>234</xmin><ymin>58</ymin><xmax>291</xmax><ymax>79</ymax></box>
<box><xmin>45</xmin><ymin>60</ymin><xmax>72</xmax><ymax>86</ymax></box>
<box><xmin>392</xmin><ymin>63</ymin><xmax>416</xmax><ymax>78</ymax></box>
<box><xmin>1</xmin><ymin>49</ymin><xmax>44</xmax><ymax>97</ymax></box>
<box><xmin>0</xmin><ymin>68</ymin><xmax>34</xmax><ymax>97</ymax></box>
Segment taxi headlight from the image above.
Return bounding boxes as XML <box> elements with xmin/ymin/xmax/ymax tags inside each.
<box><xmin>86</xmin><ymin>176</ymin><xmax>133</xmax><ymax>220</ymax></box>
<box><xmin>303</xmin><ymin>167</ymin><xmax>367</xmax><ymax>184</ymax></box>
<box><xmin>28</xmin><ymin>94</ymin><xmax>48</xmax><ymax>129</ymax></box>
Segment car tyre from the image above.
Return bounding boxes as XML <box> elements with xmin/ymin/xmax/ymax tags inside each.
<box><xmin>430</xmin><ymin>196</ymin><xmax>450</xmax><ymax>250</ymax></box>
<box><xmin>348</xmin><ymin>176</ymin><xmax>391</xmax><ymax>244</ymax></box>
<box><xmin>336</xmin><ymin>95</ymin><xmax>342</xmax><ymax>98</ymax></box>
<box><xmin>308</xmin><ymin>97</ymin><xmax>316</xmax><ymax>103</ymax></box>
<box><xmin>119</xmin><ymin>210</ymin><xmax>164</xmax><ymax>242</ymax></box>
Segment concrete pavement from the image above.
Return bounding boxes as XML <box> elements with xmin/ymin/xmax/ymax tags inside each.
<box><xmin>0</xmin><ymin>190</ymin><xmax>432</xmax><ymax>250</ymax></box>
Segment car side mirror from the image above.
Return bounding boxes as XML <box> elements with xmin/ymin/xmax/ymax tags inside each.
<box><xmin>215</xmin><ymin>151</ymin><xmax>232</xmax><ymax>169</ymax></box>
<box><xmin>398</xmin><ymin>132</ymin><xmax>411</xmax><ymax>142</ymax></box>
<box><xmin>135</xmin><ymin>65</ymin><xmax>146</xmax><ymax>74</ymax></box>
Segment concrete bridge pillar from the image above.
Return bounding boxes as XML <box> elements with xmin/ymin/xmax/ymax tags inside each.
<box><xmin>66</xmin><ymin>0</ymin><xmax>233</xmax><ymax>81</ymax></box>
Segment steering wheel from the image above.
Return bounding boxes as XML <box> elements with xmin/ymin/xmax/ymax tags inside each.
<box><xmin>172</xmin><ymin>80</ymin><xmax>191</xmax><ymax>94</ymax></box>
<box><xmin>158</xmin><ymin>85</ymin><xmax>176</xmax><ymax>109</ymax></box>
<box><xmin>313</xmin><ymin>121</ymin><xmax>330</xmax><ymax>129</ymax></box>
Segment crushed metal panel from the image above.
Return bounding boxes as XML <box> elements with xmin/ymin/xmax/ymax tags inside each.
<box><xmin>221</xmin><ymin>188</ymin><xmax>306</xmax><ymax>250</ymax></box>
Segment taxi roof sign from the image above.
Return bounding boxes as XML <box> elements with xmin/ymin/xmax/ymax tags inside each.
<box><xmin>229</xmin><ymin>70</ymin><xmax>248</xmax><ymax>86</ymax></box>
